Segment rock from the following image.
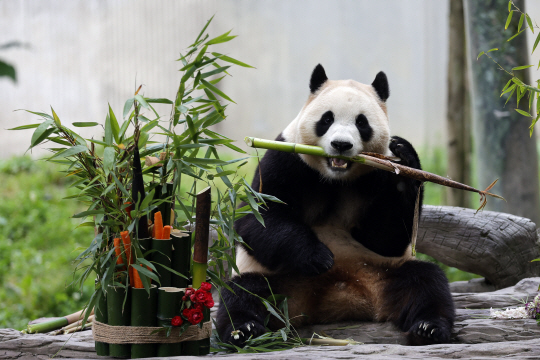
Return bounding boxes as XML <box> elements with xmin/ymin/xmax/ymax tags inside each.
<box><xmin>418</xmin><ymin>205</ymin><xmax>540</xmax><ymax>289</ymax></box>
<box><xmin>450</xmin><ymin>277</ymin><xmax>496</xmax><ymax>293</ymax></box>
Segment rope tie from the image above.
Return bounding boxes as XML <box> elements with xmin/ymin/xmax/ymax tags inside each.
<box><xmin>92</xmin><ymin>320</ymin><xmax>211</xmax><ymax>344</ymax></box>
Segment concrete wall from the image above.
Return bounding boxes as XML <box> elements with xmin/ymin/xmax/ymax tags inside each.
<box><xmin>0</xmin><ymin>0</ymin><xmax>538</xmax><ymax>158</ymax></box>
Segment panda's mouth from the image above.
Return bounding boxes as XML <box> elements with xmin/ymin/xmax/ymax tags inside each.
<box><xmin>328</xmin><ymin>158</ymin><xmax>351</xmax><ymax>171</ymax></box>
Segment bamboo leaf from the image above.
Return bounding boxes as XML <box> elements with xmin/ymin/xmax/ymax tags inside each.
<box><xmin>507</xmin><ymin>30</ymin><xmax>523</xmax><ymax>42</ymax></box>
<box><xmin>508</xmin><ymin>0</ymin><xmax>512</xmax><ymax>11</ymax></box>
<box><xmin>194</xmin><ymin>15</ymin><xmax>214</xmax><ymax>45</ymax></box>
<box><xmin>134</xmin><ymin>94</ymin><xmax>149</xmax><ymax>109</ymax></box>
<box><xmin>118</xmin><ymin>118</ymin><xmax>130</xmax><ymax>141</ymax></box>
<box><xmin>477</xmin><ymin>51</ymin><xmax>485</xmax><ymax>60</ymax></box>
<box><xmin>123</xmin><ymin>98</ymin><xmax>135</xmax><ymax>119</ymax></box>
<box><xmin>145</xmin><ymin>98</ymin><xmax>173</xmax><ymax>104</ymax></box>
<box><xmin>103</xmin><ymin>146</ymin><xmax>115</xmax><ymax>175</ymax></box>
<box><xmin>201</xmin><ymin>65</ymin><xmax>230</xmax><ymax>79</ymax></box>
<box><xmin>527</xmin><ymin>14</ymin><xmax>534</xmax><ymax>33</ymax></box>
<box><xmin>112</xmin><ymin>172</ymin><xmax>130</xmax><ymax>198</ymax></box>
<box><xmin>487</xmin><ymin>48</ymin><xmax>498</xmax><ymax>53</ymax></box>
<box><xmin>72</xmin><ymin>122</ymin><xmax>99</xmax><ymax>127</ymax></box>
<box><xmin>104</xmin><ymin>114</ymin><xmax>113</xmax><ymax>146</ymax></box>
<box><xmin>51</xmin><ymin>107</ymin><xmax>61</xmax><ymax>127</ymax></box>
<box><xmin>8</xmin><ymin>123</ymin><xmax>40</xmax><ymax>130</ymax></box>
<box><xmin>505</xmin><ymin>11</ymin><xmax>513</xmax><ymax>30</ymax></box>
<box><xmin>516</xmin><ymin>108</ymin><xmax>532</xmax><ymax>117</ymax></box>
<box><xmin>30</xmin><ymin>120</ymin><xmax>54</xmax><ymax>148</ymax></box>
<box><xmin>205</xmin><ymin>31</ymin><xmax>237</xmax><ymax>45</ymax></box>
<box><xmin>512</xmin><ymin>65</ymin><xmax>533</xmax><ymax>70</ymax></box>
<box><xmin>200</xmin><ymin>79</ymin><xmax>235</xmax><ymax>103</ymax></box>
<box><xmin>50</xmin><ymin>144</ymin><xmax>88</xmax><ymax>160</ymax></box>
<box><xmin>73</xmin><ymin>209</ymin><xmax>106</xmax><ymax>218</ymax></box>
<box><xmin>518</xmin><ymin>13</ymin><xmax>524</xmax><ymax>32</ymax></box>
<box><xmin>138</xmin><ymin>131</ymin><xmax>149</xmax><ymax>148</ymax></box>
<box><xmin>108</xmin><ymin>104</ymin><xmax>120</xmax><ymax>144</ymax></box>
<box><xmin>211</xmin><ymin>52</ymin><xmax>255</xmax><ymax>68</ymax></box>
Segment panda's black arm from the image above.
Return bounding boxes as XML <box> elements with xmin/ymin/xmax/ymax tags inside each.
<box><xmin>352</xmin><ymin>136</ymin><xmax>423</xmax><ymax>257</ymax></box>
<box><xmin>235</xmin><ymin>148</ymin><xmax>334</xmax><ymax>276</ymax></box>
<box><xmin>236</xmin><ymin>197</ymin><xmax>334</xmax><ymax>276</ymax></box>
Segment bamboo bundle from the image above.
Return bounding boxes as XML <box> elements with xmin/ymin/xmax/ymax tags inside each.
<box><xmin>244</xmin><ymin>137</ymin><xmax>503</xmax><ymax>211</ymax></box>
<box><xmin>26</xmin><ymin>309</ymin><xmax>94</xmax><ymax>334</ymax></box>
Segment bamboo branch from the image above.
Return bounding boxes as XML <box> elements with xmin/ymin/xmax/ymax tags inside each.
<box><xmin>245</xmin><ymin>137</ymin><xmax>504</xmax><ymax>211</ymax></box>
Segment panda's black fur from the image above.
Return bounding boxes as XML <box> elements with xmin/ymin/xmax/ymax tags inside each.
<box><xmin>216</xmin><ymin>65</ymin><xmax>455</xmax><ymax>346</ymax></box>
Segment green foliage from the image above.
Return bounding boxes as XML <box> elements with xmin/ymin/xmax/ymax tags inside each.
<box><xmin>0</xmin><ymin>156</ymin><xmax>94</xmax><ymax>329</ymax></box>
<box><xmin>478</xmin><ymin>1</ymin><xmax>540</xmax><ymax>135</ymax></box>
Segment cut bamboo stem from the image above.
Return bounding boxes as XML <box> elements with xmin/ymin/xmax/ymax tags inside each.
<box><xmin>245</xmin><ymin>137</ymin><xmax>504</xmax><ymax>211</ymax></box>
<box><xmin>26</xmin><ymin>308</ymin><xmax>94</xmax><ymax>334</ymax></box>
<box><xmin>156</xmin><ymin>287</ymin><xmax>183</xmax><ymax>357</ymax></box>
<box><xmin>131</xmin><ymin>286</ymin><xmax>158</xmax><ymax>358</ymax></box>
<box><xmin>132</xmin><ymin>134</ymin><xmax>150</xmax><ymax>239</ymax></box>
<box><xmin>171</xmin><ymin>230</ymin><xmax>191</xmax><ymax>288</ymax></box>
<box><xmin>64</xmin><ymin>322</ymin><xmax>92</xmax><ymax>334</ymax></box>
<box><xmin>192</xmin><ymin>187</ymin><xmax>211</xmax><ymax>289</ymax></box>
<box><xmin>94</xmin><ymin>284</ymin><xmax>109</xmax><ymax>356</ymax></box>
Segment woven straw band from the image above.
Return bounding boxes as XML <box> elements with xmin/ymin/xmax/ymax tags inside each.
<box><xmin>92</xmin><ymin>320</ymin><xmax>211</xmax><ymax>344</ymax></box>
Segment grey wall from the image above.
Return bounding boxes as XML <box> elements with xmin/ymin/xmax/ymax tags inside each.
<box><xmin>0</xmin><ymin>0</ymin><xmax>538</xmax><ymax>158</ymax></box>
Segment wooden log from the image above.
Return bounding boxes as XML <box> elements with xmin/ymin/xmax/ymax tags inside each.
<box><xmin>418</xmin><ymin>205</ymin><xmax>540</xmax><ymax>289</ymax></box>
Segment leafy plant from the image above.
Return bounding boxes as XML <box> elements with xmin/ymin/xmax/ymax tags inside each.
<box><xmin>477</xmin><ymin>0</ymin><xmax>540</xmax><ymax>135</ymax></box>
<box><xmin>11</xmin><ymin>16</ymin><xmax>270</xmax><ymax>325</ymax></box>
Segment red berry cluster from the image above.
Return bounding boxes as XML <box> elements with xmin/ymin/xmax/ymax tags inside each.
<box><xmin>171</xmin><ymin>282</ymin><xmax>215</xmax><ymax>327</ymax></box>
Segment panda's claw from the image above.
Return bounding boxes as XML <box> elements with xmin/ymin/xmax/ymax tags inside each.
<box><xmin>407</xmin><ymin>320</ymin><xmax>451</xmax><ymax>345</ymax></box>
<box><xmin>223</xmin><ymin>321</ymin><xmax>266</xmax><ymax>347</ymax></box>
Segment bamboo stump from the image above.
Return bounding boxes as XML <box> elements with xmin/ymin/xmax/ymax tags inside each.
<box><xmin>418</xmin><ymin>205</ymin><xmax>540</xmax><ymax>289</ymax></box>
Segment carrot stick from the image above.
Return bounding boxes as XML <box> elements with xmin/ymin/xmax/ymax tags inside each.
<box><xmin>113</xmin><ymin>238</ymin><xmax>124</xmax><ymax>267</ymax></box>
<box><xmin>133</xmin><ymin>266</ymin><xmax>143</xmax><ymax>288</ymax></box>
<box><xmin>154</xmin><ymin>211</ymin><xmax>163</xmax><ymax>239</ymax></box>
<box><xmin>121</xmin><ymin>231</ymin><xmax>134</xmax><ymax>287</ymax></box>
<box><xmin>162</xmin><ymin>225</ymin><xmax>171</xmax><ymax>240</ymax></box>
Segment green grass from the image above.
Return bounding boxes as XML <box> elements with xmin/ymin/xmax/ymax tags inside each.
<box><xmin>0</xmin><ymin>147</ymin><xmax>478</xmax><ymax>330</ymax></box>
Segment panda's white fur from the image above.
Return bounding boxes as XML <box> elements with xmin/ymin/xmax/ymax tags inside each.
<box><xmin>282</xmin><ymin>79</ymin><xmax>393</xmax><ymax>181</ymax></box>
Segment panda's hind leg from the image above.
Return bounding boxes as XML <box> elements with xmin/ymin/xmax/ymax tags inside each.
<box><xmin>383</xmin><ymin>260</ymin><xmax>455</xmax><ymax>345</ymax></box>
<box><xmin>216</xmin><ymin>272</ymin><xmax>274</xmax><ymax>347</ymax></box>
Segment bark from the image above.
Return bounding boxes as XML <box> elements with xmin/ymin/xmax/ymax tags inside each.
<box><xmin>447</xmin><ymin>0</ymin><xmax>472</xmax><ymax>208</ymax></box>
<box><xmin>464</xmin><ymin>0</ymin><xmax>540</xmax><ymax>224</ymax></box>
<box><xmin>418</xmin><ymin>205</ymin><xmax>540</xmax><ymax>289</ymax></box>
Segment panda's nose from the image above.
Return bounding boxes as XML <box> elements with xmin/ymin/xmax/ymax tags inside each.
<box><xmin>331</xmin><ymin>141</ymin><xmax>353</xmax><ymax>152</ymax></box>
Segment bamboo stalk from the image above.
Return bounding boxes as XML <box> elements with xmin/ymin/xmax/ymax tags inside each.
<box><xmin>299</xmin><ymin>337</ymin><xmax>362</xmax><ymax>346</ymax></box>
<box><xmin>107</xmin><ymin>286</ymin><xmax>131</xmax><ymax>358</ymax></box>
<box><xmin>132</xmin><ymin>130</ymin><xmax>150</xmax><ymax>239</ymax></box>
<box><xmin>192</xmin><ymin>187</ymin><xmax>211</xmax><ymax>289</ymax></box>
<box><xmin>156</xmin><ymin>287</ymin><xmax>183</xmax><ymax>357</ymax></box>
<box><xmin>94</xmin><ymin>284</ymin><xmax>109</xmax><ymax>356</ymax></box>
<box><xmin>131</xmin><ymin>286</ymin><xmax>158</xmax><ymax>358</ymax></box>
<box><xmin>171</xmin><ymin>230</ymin><xmax>191</xmax><ymax>288</ymax></box>
<box><xmin>245</xmin><ymin>137</ymin><xmax>504</xmax><ymax>211</ymax></box>
<box><xmin>64</xmin><ymin>322</ymin><xmax>93</xmax><ymax>334</ymax></box>
<box><xmin>26</xmin><ymin>309</ymin><xmax>94</xmax><ymax>334</ymax></box>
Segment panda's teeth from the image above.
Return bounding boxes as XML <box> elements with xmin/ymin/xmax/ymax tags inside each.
<box><xmin>331</xmin><ymin>158</ymin><xmax>348</xmax><ymax>169</ymax></box>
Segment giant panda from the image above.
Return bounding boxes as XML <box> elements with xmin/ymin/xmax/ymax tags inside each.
<box><xmin>216</xmin><ymin>64</ymin><xmax>454</xmax><ymax>346</ymax></box>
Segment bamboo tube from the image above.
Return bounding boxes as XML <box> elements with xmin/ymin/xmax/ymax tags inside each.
<box><xmin>245</xmin><ymin>137</ymin><xmax>503</xmax><ymax>211</ymax></box>
<box><xmin>171</xmin><ymin>230</ymin><xmax>191</xmax><ymax>288</ymax></box>
<box><xmin>156</xmin><ymin>287</ymin><xmax>183</xmax><ymax>357</ymax></box>
<box><xmin>26</xmin><ymin>309</ymin><xmax>94</xmax><ymax>334</ymax></box>
<box><xmin>151</xmin><ymin>237</ymin><xmax>172</xmax><ymax>287</ymax></box>
<box><xmin>131</xmin><ymin>285</ymin><xmax>158</xmax><ymax>358</ymax></box>
<box><xmin>192</xmin><ymin>187</ymin><xmax>211</xmax><ymax>289</ymax></box>
<box><xmin>197</xmin><ymin>306</ymin><xmax>211</xmax><ymax>355</ymax></box>
<box><xmin>107</xmin><ymin>286</ymin><xmax>131</xmax><ymax>358</ymax></box>
<box><xmin>299</xmin><ymin>337</ymin><xmax>361</xmax><ymax>346</ymax></box>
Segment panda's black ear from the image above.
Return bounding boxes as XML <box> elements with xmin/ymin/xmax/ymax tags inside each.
<box><xmin>310</xmin><ymin>64</ymin><xmax>328</xmax><ymax>93</ymax></box>
<box><xmin>372</xmin><ymin>71</ymin><xmax>390</xmax><ymax>102</ymax></box>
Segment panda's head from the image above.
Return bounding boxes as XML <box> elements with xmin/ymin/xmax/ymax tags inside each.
<box><xmin>282</xmin><ymin>64</ymin><xmax>391</xmax><ymax>181</ymax></box>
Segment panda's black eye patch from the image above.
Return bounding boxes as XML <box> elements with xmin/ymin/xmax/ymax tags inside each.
<box><xmin>356</xmin><ymin>114</ymin><xmax>373</xmax><ymax>142</ymax></box>
<box><xmin>315</xmin><ymin>111</ymin><xmax>334</xmax><ymax>137</ymax></box>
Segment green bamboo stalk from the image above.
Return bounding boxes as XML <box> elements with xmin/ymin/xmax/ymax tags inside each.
<box><xmin>26</xmin><ymin>309</ymin><xmax>89</xmax><ymax>334</ymax></box>
<box><xmin>244</xmin><ymin>136</ymin><xmax>503</xmax><ymax>210</ymax></box>
<box><xmin>94</xmin><ymin>284</ymin><xmax>109</xmax><ymax>356</ymax></box>
<box><xmin>192</xmin><ymin>187</ymin><xmax>211</xmax><ymax>289</ymax></box>
<box><xmin>171</xmin><ymin>230</ymin><xmax>191</xmax><ymax>288</ymax></box>
<box><xmin>107</xmin><ymin>285</ymin><xmax>131</xmax><ymax>358</ymax></box>
<box><xmin>151</xmin><ymin>238</ymin><xmax>172</xmax><ymax>287</ymax></box>
<box><xmin>131</xmin><ymin>286</ymin><xmax>158</xmax><ymax>358</ymax></box>
<box><xmin>156</xmin><ymin>287</ymin><xmax>183</xmax><ymax>357</ymax></box>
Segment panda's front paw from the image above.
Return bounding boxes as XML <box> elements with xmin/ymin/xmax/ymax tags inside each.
<box><xmin>296</xmin><ymin>242</ymin><xmax>334</xmax><ymax>276</ymax></box>
<box><xmin>389</xmin><ymin>136</ymin><xmax>421</xmax><ymax>169</ymax></box>
<box><xmin>222</xmin><ymin>321</ymin><xmax>266</xmax><ymax>347</ymax></box>
<box><xmin>407</xmin><ymin>319</ymin><xmax>451</xmax><ymax>345</ymax></box>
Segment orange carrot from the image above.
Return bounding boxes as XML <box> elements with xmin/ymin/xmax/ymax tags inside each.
<box><xmin>154</xmin><ymin>211</ymin><xmax>163</xmax><ymax>239</ymax></box>
<box><xmin>133</xmin><ymin>266</ymin><xmax>143</xmax><ymax>288</ymax></box>
<box><xmin>121</xmin><ymin>231</ymin><xmax>134</xmax><ymax>287</ymax></box>
<box><xmin>162</xmin><ymin>225</ymin><xmax>171</xmax><ymax>240</ymax></box>
<box><xmin>125</xmin><ymin>202</ymin><xmax>133</xmax><ymax>220</ymax></box>
<box><xmin>113</xmin><ymin>238</ymin><xmax>124</xmax><ymax>267</ymax></box>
